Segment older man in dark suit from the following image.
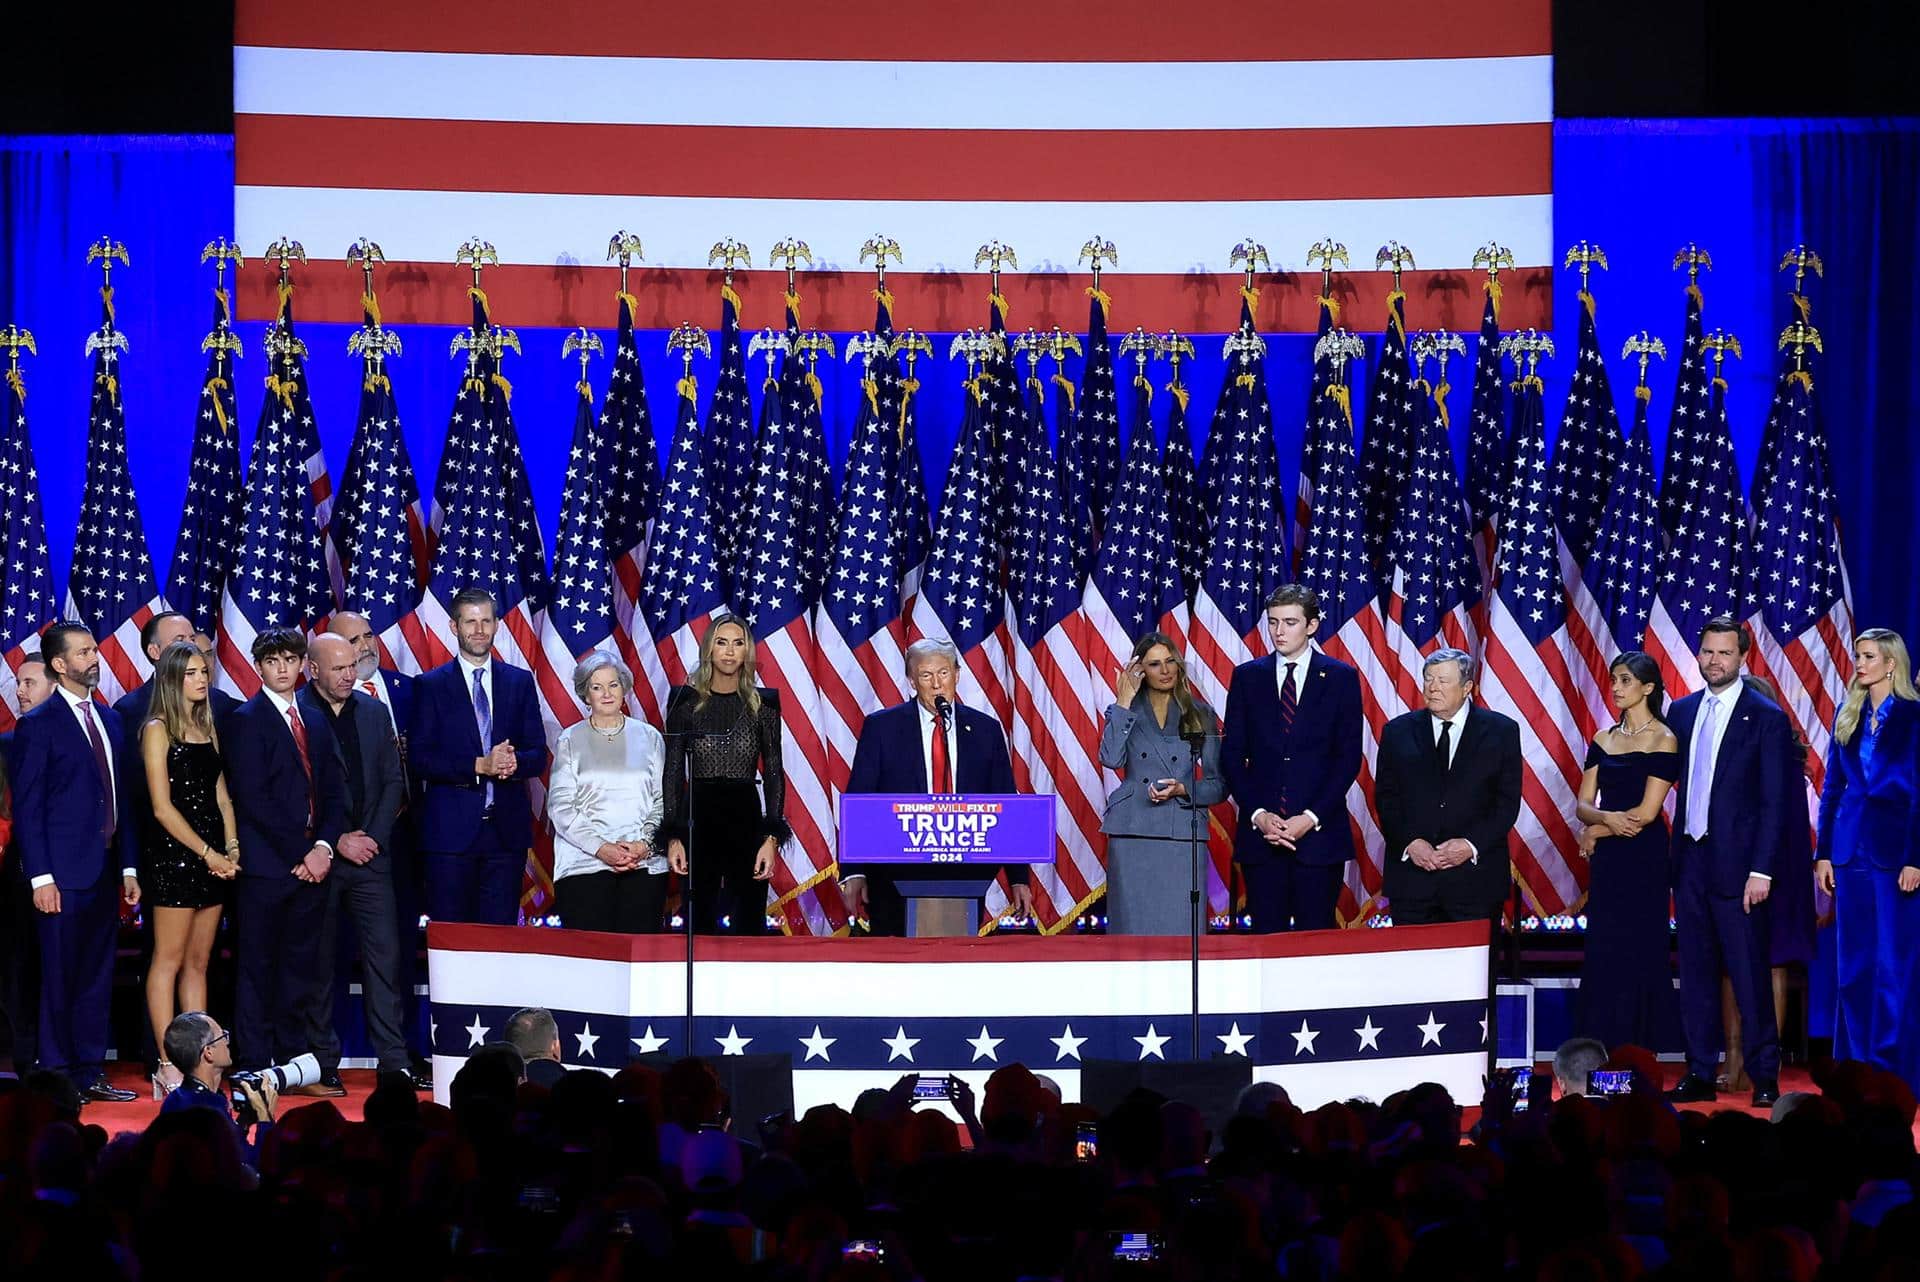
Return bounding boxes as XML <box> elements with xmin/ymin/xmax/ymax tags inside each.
<box><xmin>1221</xmin><ymin>586</ymin><xmax>1363</xmax><ymax>932</ymax></box>
<box><xmin>1375</xmin><ymin>648</ymin><xmax>1523</xmax><ymax>925</ymax></box>
<box><xmin>1666</xmin><ymin>618</ymin><xmax>1793</xmax><ymax>1109</ymax></box>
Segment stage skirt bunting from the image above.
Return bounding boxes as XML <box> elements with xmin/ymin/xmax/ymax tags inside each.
<box><xmin>426</xmin><ymin>920</ymin><xmax>1490</xmax><ymax>1113</ymax></box>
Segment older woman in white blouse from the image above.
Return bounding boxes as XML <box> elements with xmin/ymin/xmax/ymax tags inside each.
<box><xmin>547</xmin><ymin>652</ymin><xmax>668</xmax><ymax>933</ymax></box>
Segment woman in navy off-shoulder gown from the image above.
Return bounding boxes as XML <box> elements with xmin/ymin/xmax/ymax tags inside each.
<box><xmin>1573</xmin><ymin>652</ymin><xmax>1681</xmax><ymax>1052</ymax></box>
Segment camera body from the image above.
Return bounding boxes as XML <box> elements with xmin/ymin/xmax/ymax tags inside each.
<box><xmin>230</xmin><ymin>1052</ymin><xmax>322</xmax><ymax>1122</ymax></box>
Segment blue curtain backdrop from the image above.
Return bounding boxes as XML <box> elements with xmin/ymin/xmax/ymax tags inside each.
<box><xmin>2</xmin><ymin>121</ymin><xmax>1915</xmax><ymax>645</ymax></box>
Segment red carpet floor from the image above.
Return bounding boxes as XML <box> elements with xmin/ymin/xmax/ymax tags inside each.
<box><xmin>67</xmin><ymin>1061</ymin><xmax>1830</xmax><ymax>1137</ymax></box>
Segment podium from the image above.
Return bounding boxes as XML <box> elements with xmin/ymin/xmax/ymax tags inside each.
<box><xmin>838</xmin><ymin>793</ymin><xmax>1056</xmax><ymax>937</ymax></box>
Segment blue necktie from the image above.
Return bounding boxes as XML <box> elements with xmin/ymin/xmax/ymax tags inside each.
<box><xmin>1685</xmin><ymin>696</ymin><xmax>1719</xmax><ymax>841</ymax></box>
<box><xmin>472</xmin><ymin>667</ymin><xmax>494</xmax><ymax>808</ymax></box>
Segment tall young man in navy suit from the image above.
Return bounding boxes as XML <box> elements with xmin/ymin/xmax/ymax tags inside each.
<box><xmin>10</xmin><ymin>623</ymin><xmax>141</xmax><ymax>1101</ymax></box>
<box><xmin>1666</xmin><ymin>618</ymin><xmax>1793</xmax><ymax>1109</ymax></box>
<box><xmin>0</xmin><ymin>651</ymin><xmax>51</xmax><ymax>1073</ymax></box>
<box><xmin>409</xmin><ymin>588</ymin><xmax>548</xmax><ymax>926</ymax></box>
<box><xmin>1221</xmin><ymin>586</ymin><xmax>1363</xmax><ymax>932</ymax></box>
<box><xmin>225</xmin><ymin>628</ymin><xmax>350</xmax><ymax>1078</ymax></box>
<box><xmin>841</xmin><ymin>638</ymin><xmax>1032</xmax><ymax>937</ymax></box>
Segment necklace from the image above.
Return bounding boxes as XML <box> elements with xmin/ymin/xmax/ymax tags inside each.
<box><xmin>1615</xmin><ymin>717</ymin><xmax>1656</xmax><ymax>738</ymax></box>
<box><xmin>589</xmin><ymin>718</ymin><xmax>625</xmax><ymax>739</ymax></box>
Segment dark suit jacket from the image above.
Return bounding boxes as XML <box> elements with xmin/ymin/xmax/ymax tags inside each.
<box><xmin>9</xmin><ymin>695</ymin><xmax>139</xmax><ymax>889</ymax></box>
<box><xmin>1375</xmin><ymin>704</ymin><xmax>1523</xmax><ymax>910</ymax></box>
<box><xmin>845</xmin><ymin>699</ymin><xmax>1027</xmax><ymax>885</ymax></box>
<box><xmin>1816</xmin><ymin>696</ymin><xmax>1919</xmax><ymax>872</ymax></box>
<box><xmin>1220</xmin><ymin>651</ymin><xmax>1363</xmax><ymax>866</ymax></box>
<box><xmin>225</xmin><ymin>692</ymin><xmax>349</xmax><ymax>877</ymax></box>
<box><xmin>1669</xmin><ymin>684</ymin><xmax>1791</xmax><ymax>895</ymax></box>
<box><xmin>408</xmin><ymin>659</ymin><xmax>549</xmax><ymax>852</ymax></box>
<box><xmin>297</xmin><ymin>687</ymin><xmax>406</xmax><ymax>853</ymax></box>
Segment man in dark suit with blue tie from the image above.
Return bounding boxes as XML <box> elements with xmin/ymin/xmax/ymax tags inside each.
<box><xmin>225</xmin><ymin>628</ymin><xmax>350</xmax><ymax>1077</ymax></box>
<box><xmin>408</xmin><ymin>588</ymin><xmax>548</xmax><ymax>926</ymax></box>
<box><xmin>1221</xmin><ymin>586</ymin><xmax>1363</xmax><ymax>932</ymax></box>
<box><xmin>1666</xmin><ymin>618</ymin><xmax>1793</xmax><ymax>1109</ymax></box>
<box><xmin>841</xmin><ymin>638</ymin><xmax>1032</xmax><ymax>937</ymax></box>
<box><xmin>10</xmin><ymin>624</ymin><xmax>142</xmax><ymax>1100</ymax></box>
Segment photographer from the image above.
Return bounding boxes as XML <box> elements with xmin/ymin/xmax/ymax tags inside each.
<box><xmin>159</xmin><ymin>1010</ymin><xmax>278</xmax><ymax>1159</ymax></box>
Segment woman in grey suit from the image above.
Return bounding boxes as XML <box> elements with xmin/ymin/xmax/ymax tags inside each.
<box><xmin>1099</xmin><ymin>631</ymin><xmax>1225</xmax><ymax>935</ymax></box>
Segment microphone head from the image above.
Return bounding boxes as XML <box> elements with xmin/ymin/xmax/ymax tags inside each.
<box><xmin>933</xmin><ymin>694</ymin><xmax>951</xmax><ymax>719</ymax></box>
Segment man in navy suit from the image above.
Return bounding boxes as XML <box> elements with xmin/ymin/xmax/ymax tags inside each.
<box><xmin>113</xmin><ymin>612</ymin><xmax>242</xmax><ymax>761</ymax></box>
<box><xmin>408</xmin><ymin>588</ymin><xmax>548</xmax><ymax>926</ymax></box>
<box><xmin>1666</xmin><ymin>618</ymin><xmax>1793</xmax><ymax>1109</ymax></box>
<box><xmin>10</xmin><ymin>624</ymin><xmax>141</xmax><ymax>1100</ymax></box>
<box><xmin>226</xmin><ymin>627</ymin><xmax>350</xmax><ymax>1076</ymax></box>
<box><xmin>1221</xmin><ymin>586</ymin><xmax>1363</xmax><ymax>932</ymax></box>
<box><xmin>2</xmin><ymin>651</ymin><xmax>52</xmax><ymax>1074</ymax></box>
<box><xmin>842</xmin><ymin>638</ymin><xmax>1032</xmax><ymax>937</ymax></box>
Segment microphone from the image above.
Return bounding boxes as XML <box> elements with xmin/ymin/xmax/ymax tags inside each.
<box><xmin>933</xmin><ymin>695</ymin><xmax>951</xmax><ymax>723</ymax></box>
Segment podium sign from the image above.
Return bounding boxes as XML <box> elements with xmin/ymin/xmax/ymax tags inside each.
<box><xmin>838</xmin><ymin>793</ymin><xmax>1056</xmax><ymax>865</ymax></box>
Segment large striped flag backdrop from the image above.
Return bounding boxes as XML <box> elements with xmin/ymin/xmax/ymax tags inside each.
<box><xmin>230</xmin><ymin>1</ymin><xmax>1553</xmax><ymax>333</ymax></box>
<box><xmin>0</xmin><ymin>353</ymin><xmax>56</xmax><ymax>729</ymax></box>
<box><xmin>165</xmin><ymin>284</ymin><xmax>248</xmax><ymax>637</ymax></box>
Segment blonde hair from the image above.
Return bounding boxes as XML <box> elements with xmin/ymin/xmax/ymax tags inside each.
<box><xmin>1835</xmin><ymin>628</ymin><xmax>1919</xmax><ymax>745</ymax></box>
<box><xmin>691</xmin><ymin>614</ymin><xmax>761</xmax><ymax>717</ymax></box>
<box><xmin>148</xmin><ymin>641</ymin><xmax>217</xmax><ymax>746</ymax></box>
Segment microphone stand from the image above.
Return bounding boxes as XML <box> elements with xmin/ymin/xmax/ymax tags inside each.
<box><xmin>1181</xmin><ymin>730</ymin><xmax>1208</xmax><ymax>1060</ymax></box>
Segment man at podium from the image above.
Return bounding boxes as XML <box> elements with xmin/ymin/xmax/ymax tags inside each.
<box><xmin>840</xmin><ymin>638</ymin><xmax>1034</xmax><ymax>935</ymax></box>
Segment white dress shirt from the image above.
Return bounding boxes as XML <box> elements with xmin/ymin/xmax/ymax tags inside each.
<box><xmin>1250</xmin><ymin>648</ymin><xmax>1321</xmax><ymax>832</ymax></box>
<box><xmin>358</xmin><ymin>670</ymin><xmax>400</xmax><ymax>732</ymax></box>
<box><xmin>918</xmin><ymin>699</ymin><xmax>955</xmax><ymax>790</ymax></box>
<box><xmin>1685</xmin><ymin>684</ymin><xmax>1769</xmax><ymax>879</ymax></box>
<box><xmin>29</xmin><ymin>687</ymin><xmax>137</xmax><ymax>888</ymax></box>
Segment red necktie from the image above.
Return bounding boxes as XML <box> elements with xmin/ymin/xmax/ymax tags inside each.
<box><xmin>930</xmin><ymin>713</ymin><xmax>953</xmax><ymax>793</ymax></box>
<box><xmin>361</xmin><ymin>679</ymin><xmax>379</xmax><ymax>698</ymax></box>
<box><xmin>286</xmin><ymin>706</ymin><xmax>315</xmax><ymax>823</ymax></box>
<box><xmin>82</xmin><ymin>700</ymin><xmax>116</xmax><ymax>842</ymax></box>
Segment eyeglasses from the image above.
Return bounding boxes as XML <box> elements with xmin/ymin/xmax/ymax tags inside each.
<box><xmin>203</xmin><ymin>1030</ymin><xmax>230</xmax><ymax>1052</ymax></box>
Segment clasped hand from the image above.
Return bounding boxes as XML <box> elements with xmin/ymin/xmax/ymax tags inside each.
<box><xmin>1407</xmin><ymin>838</ymin><xmax>1475</xmax><ymax>871</ymax></box>
<box><xmin>476</xmin><ymin>742</ymin><xmax>518</xmax><ymax>780</ymax></box>
<box><xmin>596</xmin><ymin>839</ymin><xmax>650</xmax><ymax>872</ymax></box>
<box><xmin>1254</xmin><ymin>811</ymin><xmax>1314</xmax><ymax>849</ymax></box>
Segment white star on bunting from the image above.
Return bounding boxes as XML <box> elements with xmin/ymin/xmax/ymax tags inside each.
<box><xmin>884</xmin><ymin>1026</ymin><xmax>920</xmax><ymax>1062</ymax></box>
<box><xmin>1134</xmin><ymin>1024</ymin><xmax>1170</xmax><ymax>1061</ymax></box>
<box><xmin>799</xmin><ymin>1025</ymin><xmax>836</xmax><ymax>1062</ymax></box>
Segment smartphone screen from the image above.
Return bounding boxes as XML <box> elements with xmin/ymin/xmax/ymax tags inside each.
<box><xmin>911</xmin><ymin>1074</ymin><xmax>954</xmax><ymax>1101</ymax></box>
<box><xmin>842</xmin><ymin>1239</ymin><xmax>886</xmax><ymax>1262</ymax></box>
<box><xmin>1588</xmin><ymin>1069</ymin><xmax>1634</xmax><ymax>1097</ymax></box>
<box><xmin>1074</xmin><ymin>1121</ymin><xmax>1098</xmax><ymax>1162</ymax></box>
<box><xmin>1110</xmin><ymin>1232</ymin><xmax>1164</xmax><ymax>1263</ymax></box>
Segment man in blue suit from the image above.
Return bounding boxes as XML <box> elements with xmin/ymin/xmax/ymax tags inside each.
<box><xmin>1221</xmin><ymin>586</ymin><xmax>1363</xmax><ymax>932</ymax></box>
<box><xmin>1666</xmin><ymin>618</ymin><xmax>1793</xmax><ymax>1109</ymax></box>
<box><xmin>842</xmin><ymin>638</ymin><xmax>1032</xmax><ymax>936</ymax></box>
<box><xmin>1</xmin><ymin>650</ymin><xmax>52</xmax><ymax>1073</ymax></box>
<box><xmin>408</xmin><ymin>588</ymin><xmax>548</xmax><ymax>926</ymax></box>
<box><xmin>225</xmin><ymin>628</ymin><xmax>350</xmax><ymax>1077</ymax></box>
<box><xmin>10</xmin><ymin>623</ymin><xmax>141</xmax><ymax>1100</ymax></box>
<box><xmin>113</xmin><ymin>612</ymin><xmax>242</xmax><ymax>758</ymax></box>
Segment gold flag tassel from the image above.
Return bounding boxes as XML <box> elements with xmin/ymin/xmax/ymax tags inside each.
<box><xmin>361</xmin><ymin>370</ymin><xmax>390</xmax><ymax>396</ymax></box>
<box><xmin>861</xmin><ymin>376</ymin><xmax>880</xmax><ymax>420</ymax></box>
<box><xmin>806</xmin><ymin>369</ymin><xmax>823</xmax><ymax>406</ymax></box>
<box><xmin>990</xmin><ymin>291</ymin><xmax>1011</xmax><ymax>324</ymax></box>
<box><xmin>1167</xmin><ymin>382</ymin><xmax>1189</xmax><ymax>415</ymax></box>
<box><xmin>720</xmin><ymin>282</ymin><xmax>742</xmax><ymax>312</ymax></box>
<box><xmin>785</xmin><ymin>290</ymin><xmax>803</xmax><ymax>323</ymax></box>
<box><xmin>873</xmin><ymin>285</ymin><xmax>895</xmax><ymax>312</ymax></box>
<box><xmin>1787</xmin><ymin>368</ymin><xmax>1814</xmax><ymax>393</ymax></box>
<box><xmin>1317</xmin><ymin>292</ymin><xmax>1341</xmax><ymax>323</ymax></box>
<box><xmin>1050</xmin><ymin>372</ymin><xmax>1076</xmax><ymax>413</ymax></box>
<box><xmin>1133</xmin><ymin>372</ymin><xmax>1153</xmax><ymax>403</ymax></box>
<box><xmin>1324</xmin><ymin>380</ymin><xmax>1352</xmax><ymax>426</ymax></box>
<box><xmin>966</xmin><ymin>374</ymin><xmax>989</xmax><ymax>405</ymax></box>
<box><xmin>1579</xmin><ymin>289</ymin><xmax>1597</xmax><ymax>317</ymax></box>
<box><xmin>1241</xmin><ymin>284</ymin><xmax>1261</xmax><ymax>315</ymax></box>
<box><xmin>362</xmin><ymin>291</ymin><xmax>382</xmax><ymax>327</ymax></box>
<box><xmin>1521</xmin><ymin>373</ymin><xmax>1545</xmax><ymax>394</ymax></box>
<box><xmin>616</xmin><ymin>289</ymin><xmax>640</xmax><ymax>319</ymax></box>
<box><xmin>1686</xmin><ymin>281</ymin><xmax>1705</xmax><ymax>311</ymax></box>
<box><xmin>1385</xmin><ymin>290</ymin><xmax>1407</xmax><ymax>340</ymax></box>
<box><xmin>207</xmin><ymin>375</ymin><xmax>231</xmax><ymax>430</ymax></box>
<box><xmin>277</xmin><ymin>279</ymin><xmax>294</xmax><ymax>312</ymax></box>
<box><xmin>1484</xmin><ymin>274</ymin><xmax>1502</xmax><ymax>320</ymax></box>
<box><xmin>678</xmin><ymin>373</ymin><xmax>699</xmax><ymax>402</ymax></box>
<box><xmin>491</xmin><ymin>371</ymin><xmax>513</xmax><ymax>402</ymax></box>
<box><xmin>467</xmin><ymin>284</ymin><xmax>490</xmax><ymax>323</ymax></box>
<box><xmin>1791</xmin><ymin>292</ymin><xmax>1812</xmax><ymax>324</ymax></box>
<box><xmin>1028</xmin><ymin>374</ymin><xmax>1046</xmax><ymax>406</ymax></box>
<box><xmin>1635</xmin><ymin>383</ymin><xmax>1653</xmax><ymax>404</ymax></box>
<box><xmin>6</xmin><ymin>367</ymin><xmax>25</xmax><ymax>402</ymax></box>
<box><xmin>266</xmin><ymin>371</ymin><xmax>298</xmax><ymax>410</ymax></box>
<box><xmin>1085</xmin><ymin>284</ymin><xmax>1110</xmax><ymax>321</ymax></box>
<box><xmin>1433</xmin><ymin>376</ymin><xmax>1452</xmax><ymax>429</ymax></box>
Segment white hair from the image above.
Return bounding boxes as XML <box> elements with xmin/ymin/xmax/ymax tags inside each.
<box><xmin>1422</xmin><ymin>647</ymin><xmax>1476</xmax><ymax>686</ymax></box>
<box><xmin>571</xmin><ymin>650</ymin><xmax>634</xmax><ymax>701</ymax></box>
<box><xmin>904</xmin><ymin>637</ymin><xmax>962</xmax><ymax>675</ymax></box>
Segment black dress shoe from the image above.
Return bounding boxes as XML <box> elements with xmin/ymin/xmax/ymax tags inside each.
<box><xmin>1667</xmin><ymin>1073</ymin><xmax>1718</xmax><ymax>1103</ymax></box>
<box><xmin>289</xmin><ymin>1074</ymin><xmax>348</xmax><ymax>1098</ymax></box>
<box><xmin>407</xmin><ymin>1069</ymin><xmax>432</xmax><ymax>1091</ymax></box>
<box><xmin>81</xmin><ymin>1081</ymin><xmax>139</xmax><ymax>1103</ymax></box>
<box><xmin>1751</xmin><ymin>1080</ymin><xmax>1780</xmax><ymax>1109</ymax></box>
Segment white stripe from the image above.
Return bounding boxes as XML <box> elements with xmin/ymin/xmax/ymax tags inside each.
<box><xmin>235</xmin><ymin>186</ymin><xmax>1554</xmax><ymax>278</ymax></box>
<box><xmin>1254</xmin><ymin>1052</ymin><xmax>1487</xmax><ymax>1110</ymax></box>
<box><xmin>237</xmin><ymin>48</ymin><xmax>1553</xmax><ymax>131</ymax></box>
<box><xmin>392</xmin><ymin>592</ymin><xmax>453</xmax><ymax>676</ymax></box>
<box><xmin>1644</xmin><ymin>596</ymin><xmax>1703</xmax><ymax>698</ymax></box>
<box><xmin>214</xmin><ymin>592</ymin><xmax>260</xmax><ymax>698</ymax></box>
<box><xmin>1560</xmin><ymin>543</ymin><xmax>1616</xmax><ymax>731</ymax></box>
<box><xmin>1480</xmin><ymin>602</ymin><xmax>1584</xmax><ymax>910</ymax></box>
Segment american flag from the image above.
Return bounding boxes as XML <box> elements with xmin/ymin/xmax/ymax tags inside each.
<box><xmin>533</xmin><ymin>372</ymin><xmax>615</xmax><ymax>731</ymax></box>
<box><xmin>1000</xmin><ymin>371</ymin><xmax>1107</xmax><ymax>932</ymax></box>
<box><xmin>814</xmin><ymin>315</ymin><xmax>910</xmax><ymax>797</ymax></box>
<box><xmin>1745</xmin><ymin>358</ymin><xmax>1851</xmax><ymax>809</ymax></box>
<box><xmin>231</xmin><ymin>3</ymin><xmax>1553</xmax><ymax>334</ymax></box>
<box><xmin>1162</xmin><ymin>380</ymin><xmax>1208</xmax><ymax>602</ymax></box>
<box><xmin>1295</xmin><ymin>361</ymin><xmax>1390</xmax><ymax>923</ymax></box>
<box><xmin>1060</xmin><ymin>293</ymin><xmax>1120</xmax><ymax>569</ymax></box>
<box><xmin>1381</xmin><ymin>359</ymin><xmax>1481</xmax><ymax>707</ymax></box>
<box><xmin>1357</xmin><ymin>291</ymin><xmax>1418</xmax><ymax>582</ymax></box>
<box><xmin>1290</xmin><ymin>294</ymin><xmax>1343</xmax><ymax>573</ymax></box>
<box><xmin>1463</xmin><ymin>283</ymin><xmax>1508</xmax><ymax>602</ymax></box>
<box><xmin>1550</xmin><ymin>290</ymin><xmax>1624</xmax><ymax>734</ymax></box>
<box><xmin>216</xmin><ymin>303</ymin><xmax>334</xmax><ymax>697</ymax></box>
<box><xmin>165</xmin><ymin>289</ymin><xmax>247</xmax><ymax>635</ymax></box>
<box><xmin>0</xmin><ymin>357</ymin><xmax>55</xmax><ymax>729</ymax></box>
<box><xmin>638</xmin><ymin>367</ymin><xmax>725</xmax><ymax>707</ymax></box>
<box><xmin>598</xmin><ymin>292</ymin><xmax>663</xmax><ymax>723</ymax></box>
<box><xmin>737</xmin><ymin>302</ymin><xmax>845</xmax><ymax>936</ymax></box>
<box><xmin>1185</xmin><ymin>323</ymin><xmax>1290</xmax><ymax>917</ymax></box>
<box><xmin>1586</xmin><ymin>387</ymin><xmax>1664</xmax><ymax>655</ymax></box>
<box><xmin>1658</xmin><ymin>277</ymin><xmax>1713</xmax><ymax>538</ymax></box>
<box><xmin>1476</xmin><ymin>366</ymin><xmax>1591</xmax><ymax>916</ymax></box>
<box><xmin>882</xmin><ymin>297</ymin><xmax>932</xmax><ymax>605</ymax></box>
<box><xmin>274</xmin><ymin>288</ymin><xmax>340</xmax><ymax>607</ymax></box>
<box><xmin>65</xmin><ymin>286</ymin><xmax>165</xmax><ymax>704</ymax></box>
<box><xmin>332</xmin><ymin>296</ymin><xmax>428</xmax><ymax>668</ymax></box>
<box><xmin>701</xmin><ymin>288</ymin><xmax>756</xmax><ymax>608</ymax></box>
<box><xmin>983</xmin><ymin>297</ymin><xmax>1025</xmax><ymax>575</ymax></box>
<box><xmin>1643</xmin><ymin>344</ymin><xmax>1748</xmax><ymax>699</ymax></box>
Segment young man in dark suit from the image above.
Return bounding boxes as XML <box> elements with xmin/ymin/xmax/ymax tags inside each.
<box><xmin>408</xmin><ymin>588</ymin><xmax>548</xmax><ymax>926</ymax></box>
<box><xmin>1375</xmin><ymin>648</ymin><xmax>1523</xmax><ymax>925</ymax></box>
<box><xmin>1666</xmin><ymin>617</ymin><xmax>1793</xmax><ymax>1109</ymax></box>
<box><xmin>225</xmin><ymin>628</ymin><xmax>349</xmax><ymax>1077</ymax></box>
<box><xmin>0</xmin><ymin>651</ymin><xmax>51</xmax><ymax>1073</ymax></box>
<box><xmin>10</xmin><ymin>624</ymin><xmax>142</xmax><ymax>1100</ymax></box>
<box><xmin>1221</xmin><ymin>586</ymin><xmax>1363</xmax><ymax>931</ymax></box>
<box><xmin>841</xmin><ymin>637</ymin><xmax>1031</xmax><ymax>937</ymax></box>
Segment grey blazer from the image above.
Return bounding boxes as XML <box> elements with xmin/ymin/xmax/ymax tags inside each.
<box><xmin>1099</xmin><ymin>695</ymin><xmax>1226</xmax><ymax>838</ymax></box>
<box><xmin>301</xmin><ymin>688</ymin><xmax>406</xmax><ymax>854</ymax></box>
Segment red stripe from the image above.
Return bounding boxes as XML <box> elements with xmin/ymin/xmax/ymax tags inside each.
<box><xmin>238</xmin><ymin>0</ymin><xmax>1549</xmax><ymax>61</ymax></box>
<box><xmin>96</xmin><ymin>634</ymin><xmax>143</xmax><ymax>702</ymax></box>
<box><xmin>1481</xmin><ymin>627</ymin><xmax>1586</xmax><ymax>791</ymax></box>
<box><xmin>233</xmin><ymin>263</ymin><xmax>1554</xmax><ymax>334</ymax></box>
<box><xmin>399</xmin><ymin>612</ymin><xmax>451</xmax><ymax>672</ymax></box>
<box><xmin>216</xmin><ymin>632</ymin><xmax>261</xmax><ymax>699</ymax></box>
<box><xmin>237</xmin><ymin>115</ymin><xmax>1550</xmax><ymax>205</ymax></box>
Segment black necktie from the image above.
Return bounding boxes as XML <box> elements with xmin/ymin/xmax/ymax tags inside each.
<box><xmin>1435</xmin><ymin>719</ymin><xmax>1453</xmax><ymax>773</ymax></box>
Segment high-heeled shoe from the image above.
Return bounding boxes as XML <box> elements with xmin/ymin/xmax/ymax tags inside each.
<box><xmin>152</xmin><ymin>1062</ymin><xmax>183</xmax><ymax>1099</ymax></box>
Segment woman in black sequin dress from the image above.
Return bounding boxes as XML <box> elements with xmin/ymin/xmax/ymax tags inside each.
<box><xmin>660</xmin><ymin>616</ymin><xmax>790</xmax><ymax>936</ymax></box>
<box><xmin>140</xmin><ymin>641</ymin><xmax>239</xmax><ymax>1092</ymax></box>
